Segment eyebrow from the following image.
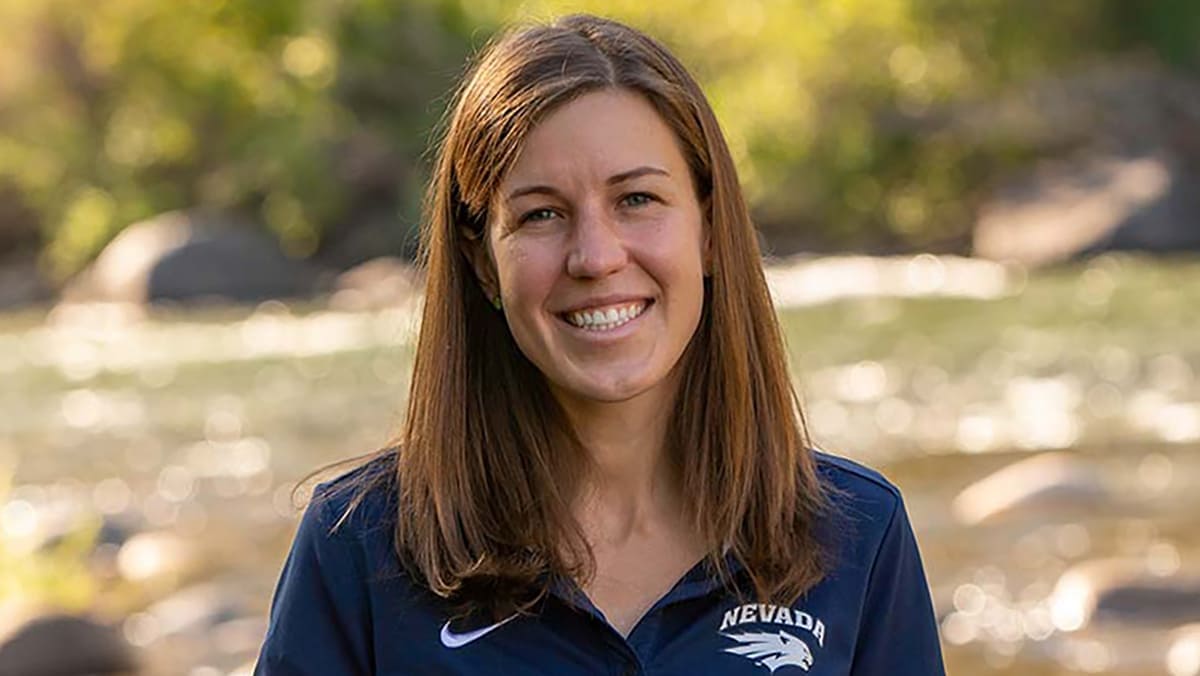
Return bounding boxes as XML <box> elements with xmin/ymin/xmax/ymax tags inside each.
<box><xmin>506</xmin><ymin>165</ymin><xmax>670</xmax><ymax>200</ymax></box>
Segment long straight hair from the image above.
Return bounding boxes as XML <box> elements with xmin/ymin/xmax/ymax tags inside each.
<box><xmin>347</xmin><ymin>14</ymin><xmax>829</xmax><ymax>619</ymax></box>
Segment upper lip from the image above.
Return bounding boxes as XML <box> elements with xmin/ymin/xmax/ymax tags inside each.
<box><xmin>557</xmin><ymin>294</ymin><xmax>653</xmax><ymax>314</ymax></box>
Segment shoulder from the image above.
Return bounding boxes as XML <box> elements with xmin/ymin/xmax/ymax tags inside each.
<box><xmin>306</xmin><ymin>448</ymin><xmax>399</xmax><ymax>541</ymax></box>
<box><xmin>807</xmin><ymin>452</ymin><xmax>945</xmax><ymax>672</ymax></box>
<box><xmin>809</xmin><ymin>449</ymin><xmax>909</xmax><ymax>570</ymax></box>
<box><xmin>280</xmin><ymin>448</ymin><xmax>407</xmax><ymax>592</ymax></box>
<box><xmin>812</xmin><ymin>448</ymin><xmax>902</xmax><ymax>522</ymax></box>
<box><xmin>259</xmin><ymin>452</ymin><xmax>400</xmax><ymax>672</ymax></box>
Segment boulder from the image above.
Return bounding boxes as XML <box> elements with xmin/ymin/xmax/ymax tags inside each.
<box><xmin>1050</xmin><ymin>559</ymin><xmax>1200</xmax><ymax>632</ymax></box>
<box><xmin>143</xmin><ymin>582</ymin><xmax>250</xmax><ymax>641</ymax></box>
<box><xmin>0</xmin><ymin>613</ymin><xmax>137</xmax><ymax>676</ymax></box>
<box><xmin>946</xmin><ymin>60</ymin><xmax>1200</xmax><ymax>265</ymax></box>
<box><xmin>329</xmin><ymin>256</ymin><xmax>420</xmax><ymax>310</ymax></box>
<box><xmin>65</xmin><ymin>210</ymin><xmax>327</xmax><ymax>305</ymax></box>
<box><xmin>0</xmin><ymin>257</ymin><xmax>52</xmax><ymax>309</ymax></box>
<box><xmin>951</xmin><ymin>452</ymin><xmax>1111</xmax><ymax>525</ymax></box>
<box><xmin>973</xmin><ymin>152</ymin><xmax>1200</xmax><ymax>265</ymax></box>
<box><xmin>125</xmin><ymin>583</ymin><xmax>258</xmax><ymax>674</ymax></box>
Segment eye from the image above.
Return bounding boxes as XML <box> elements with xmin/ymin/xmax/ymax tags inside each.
<box><xmin>519</xmin><ymin>207</ymin><xmax>558</xmax><ymax>224</ymax></box>
<box><xmin>620</xmin><ymin>192</ymin><xmax>656</xmax><ymax>208</ymax></box>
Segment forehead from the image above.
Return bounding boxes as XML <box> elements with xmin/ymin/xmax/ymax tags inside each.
<box><xmin>501</xmin><ymin>88</ymin><xmax>689</xmax><ymax>188</ymax></box>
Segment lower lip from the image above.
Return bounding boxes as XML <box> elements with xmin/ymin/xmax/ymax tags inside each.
<box><xmin>558</xmin><ymin>301</ymin><xmax>654</xmax><ymax>341</ymax></box>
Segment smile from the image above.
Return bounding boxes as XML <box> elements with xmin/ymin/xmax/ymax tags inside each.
<box><xmin>562</xmin><ymin>300</ymin><xmax>651</xmax><ymax>331</ymax></box>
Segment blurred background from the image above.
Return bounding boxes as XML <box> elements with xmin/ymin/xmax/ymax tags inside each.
<box><xmin>2</xmin><ymin>0</ymin><xmax>1199</xmax><ymax>674</ymax></box>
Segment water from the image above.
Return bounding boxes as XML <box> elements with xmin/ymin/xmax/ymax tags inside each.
<box><xmin>2</xmin><ymin>254</ymin><xmax>1199</xmax><ymax>675</ymax></box>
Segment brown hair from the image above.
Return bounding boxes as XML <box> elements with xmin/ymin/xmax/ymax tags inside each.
<box><xmin>345</xmin><ymin>13</ymin><xmax>828</xmax><ymax>619</ymax></box>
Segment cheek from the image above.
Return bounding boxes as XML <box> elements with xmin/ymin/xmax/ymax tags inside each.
<box><xmin>657</xmin><ymin>204</ymin><xmax>705</xmax><ymax>255</ymax></box>
<box><xmin>637</xmin><ymin>219</ymin><xmax>706</xmax><ymax>280</ymax></box>
<box><xmin>495</xmin><ymin>243</ymin><xmax>557</xmax><ymax>305</ymax></box>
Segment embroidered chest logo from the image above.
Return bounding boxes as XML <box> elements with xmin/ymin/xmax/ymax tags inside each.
<box><xmin>439</xmin><ymin>614</ymin><xmax>517</xmax><ymax>649</ymax></box>
<box><xmin>719</xmin><ymin>604</ymin><xmax>825</xmax><ymax>673</ymax></box>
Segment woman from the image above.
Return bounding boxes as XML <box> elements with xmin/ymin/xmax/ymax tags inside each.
<box><xmin>257</xmin><ymin>14</ymin><xmax>944</xmax><ymax>675</ymax></box>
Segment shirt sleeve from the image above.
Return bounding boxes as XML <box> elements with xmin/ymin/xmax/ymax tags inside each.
<box><xmin>850</xmin><ymin>495</ymin><xmax>946</xmax><ymax>675</ymax></box>
<box><xmin>255</xmin><ymin>489</ymin><xmax>374</xmax><ymax>675</ymax></box>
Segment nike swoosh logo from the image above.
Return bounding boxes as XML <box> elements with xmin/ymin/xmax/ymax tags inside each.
<box><xmin>439</xmin><ymin>614</ymin><xmax>518</xmax><ymax>649</ymax></box>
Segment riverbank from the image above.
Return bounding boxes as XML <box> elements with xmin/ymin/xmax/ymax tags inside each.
<box><xmin>2</xmin><ymin>253</ymin><xmax>1199</xmax><ymax>674</ymax></box>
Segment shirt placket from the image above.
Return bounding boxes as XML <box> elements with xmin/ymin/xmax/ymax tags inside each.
<box><xmin>546</xmin><ymin>555</ymin><xmax>746</xmax><ymax>675</ymax></box>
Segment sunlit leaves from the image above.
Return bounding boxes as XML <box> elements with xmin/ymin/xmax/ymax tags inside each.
<box><xmin>1</xmin><ymin>0</ymin><xmax>1197</xmax><ymax>279</ymax></box>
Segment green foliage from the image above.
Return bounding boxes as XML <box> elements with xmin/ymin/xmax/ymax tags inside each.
<box><xmin>517</xmin><ymin>0</ymin><xmax>1200</xmax><ymax>251</ymax></box>
<box><xmin>0</xmin><ymin>0</ymin><xmax>483</xmax><ymax>280</ymax></box>
<box><xmin>0</xmin><ymin>0</ymin><xmax>1197</xmax><ymax>278</ymax></box>
<box><xmin>2</xmin><ymin>0</ymin><xmax>328</xmax><ymax>278</ymax></box>
<box><xmin>0</xmin><ymin>469</ymin><xmax>99</xmax><ymax>611</ymax></box>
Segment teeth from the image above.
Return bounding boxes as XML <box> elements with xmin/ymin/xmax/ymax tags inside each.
<box><xmin>566</xmin><ymin>301</ymin><xmax>647</xmax><ymax>331</ymax></box>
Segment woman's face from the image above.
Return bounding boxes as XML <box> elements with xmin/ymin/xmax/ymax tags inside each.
<box><xmin>469</xmin><ymin>88</ymin><xmax>708</xmax><ymax>411</ymax></box>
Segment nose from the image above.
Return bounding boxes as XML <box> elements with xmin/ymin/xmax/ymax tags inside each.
<box><xmin>565</xmin><ymin>204</ymin><xmax>627</xmax><ymax>279</ymax></box>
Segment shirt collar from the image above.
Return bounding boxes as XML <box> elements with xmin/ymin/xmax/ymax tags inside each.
<box><xmin>546</xmin><ymin>549</ymin><xmax>749</xmax><ymax>617</ymax></box>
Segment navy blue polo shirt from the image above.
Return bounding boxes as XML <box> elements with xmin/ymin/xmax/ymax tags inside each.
<box><xmin>256</xmin><ymin>452</ymin><xmax>945</xmax><ymax>674</ymax></box>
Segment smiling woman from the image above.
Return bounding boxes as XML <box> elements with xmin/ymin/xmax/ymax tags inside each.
<box><xmin>466</xmin><ymin>88</ymin><xmax>707</xmax><ymax>412</ymax></box>
<box><xmin>256</xmin><ymin>14</ymin><xmax>945</xmax><ymax>675</ymax></box>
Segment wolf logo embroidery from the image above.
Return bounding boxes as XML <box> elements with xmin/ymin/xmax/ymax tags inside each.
<box><xmin>722</xmin><ymin>630</ymin><xmax>814</xmax><ymax>673</ymax></box>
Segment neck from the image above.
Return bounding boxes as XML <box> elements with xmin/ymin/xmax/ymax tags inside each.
<box><xmin>555</xmin><ymin>383</ymin><xmax>684</xmax><ymax>542</ymax></box>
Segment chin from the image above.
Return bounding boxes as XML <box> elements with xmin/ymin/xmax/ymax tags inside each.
<box><xmin>554</xmin><ymin>373</ymin><xmax>660</xmax><ymax>405</ymax></box>
<box><xmin>571</xmin><ymin>383</ymin><xmax>647</xmax><ymax>404</ymax></box>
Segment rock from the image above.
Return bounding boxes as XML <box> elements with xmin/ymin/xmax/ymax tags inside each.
<box><xmin>951</xmin><ymin>452</ymin><xmax>1111</xmax><ymax>525</ymax></box>
<box><xmin>95</xmin><ymin>514</ymin><xmax>141</xmax><ymax>548</ymax></box>
<box><xmin>210</xmin><ymin>617</ymin><xmax>268</xmax><ymax>656</ymax></box>
<box><xmin>329</xmin><ymin>256</ymin><xmax>420</xmax><ymax>310</ymax></box>
<box><xmin>318</xmin><ymin>207</ymin><xmax>417</xmax><ymax>270</ymax></box>
<box><xmin>973</xmin><ymin>152</ymin><xmax>1200</xmax><ymax>265</ymax></box>
<box><xmin>0</xmin><ymin>257</ymin><xmax>52</xmax><ymax>309</ymax></box>
<box><xmin>965</xmin><ymin>60</ymin><xmax>1200</xmax><ymax>266</ymax></box>
<box><xmin>0</xmin><ymin>613</ymin><xmax>138</xmax><ymax>676</ymax></box>
<box><xmin>1050</xmin><ymin>559</ymin><xmax>1200</xmax><ymax>632</ymax></box>
<box><xmin>143</xmin><ymin>583</ymin><xmax>248</xmax><ymax>640</ymax></box>
<box><xmin>0</xmin><ymin>182</ymin><xmax>40</xmax><ymax>256</ymax></box>
<box><xmin>127</xmin><ymin>583</ymin><xmax>256</xmax><ymax>674</ymax></box>
<box><xmin>65</xmin><ymin>210</ymin><xmax>327</xmax><ymax>305</ymax></box>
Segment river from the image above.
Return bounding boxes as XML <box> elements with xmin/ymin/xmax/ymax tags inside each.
<box><xmin>2</xmin><ymin>254</ymin><xmax>1198</xmax><ymax>675</ymax></box>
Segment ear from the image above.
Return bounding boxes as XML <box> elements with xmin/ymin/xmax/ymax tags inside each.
<box><xmin>458</xmin><ymin>229</ymin><xmax>500</xmax><ymax>301</ymax></box>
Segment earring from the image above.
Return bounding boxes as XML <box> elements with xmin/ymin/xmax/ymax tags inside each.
<box><xmin>492</xmin><ymin>295</ymin><xmax>502</xmax><ymax>310</ymax></box>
